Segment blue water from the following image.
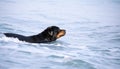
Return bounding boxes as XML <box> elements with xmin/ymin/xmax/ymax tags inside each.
<box><xmin>0</xmin><ymin>0</ymin><xmax>120</xmax><ymax>69</ymax></box>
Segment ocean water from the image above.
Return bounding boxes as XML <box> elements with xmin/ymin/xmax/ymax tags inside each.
<box><xmin>0</xmin><ymin>0</ymin><xmax>120</xmax><ymax>69</ymax></box>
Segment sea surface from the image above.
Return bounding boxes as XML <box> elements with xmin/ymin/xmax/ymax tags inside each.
<box><xmin>0</xmin><ymin>0</ymin><xmax>120</xmax><ymax>69</ymax></box>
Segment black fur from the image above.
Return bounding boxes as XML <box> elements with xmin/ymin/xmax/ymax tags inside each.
<box><xmin>4</xmin><ymin>26</ymin><xmax>66</xmax><ymax>43</ymax></box>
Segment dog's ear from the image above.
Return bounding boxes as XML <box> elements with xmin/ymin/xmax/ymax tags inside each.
<box><xmin>48</xmin><ymin>31</ymin><xmax>53</xmax><ymax>36</ymax></box>
<box><xmin>46</xmin><ymin>27</ymin><xmax>53</xmax><ymax>36</ymax></box>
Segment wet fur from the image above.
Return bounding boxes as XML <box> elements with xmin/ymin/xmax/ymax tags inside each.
<box><xmin>4</xmin><ymin>26</ymin><xmax>66</xmax><ymax>43</ymax></box>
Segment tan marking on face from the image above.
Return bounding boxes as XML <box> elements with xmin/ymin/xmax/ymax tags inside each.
<box><xmin>56</xmin><ymin>30</ymin><xmax>66</xmax><ymax>38</ymax></box>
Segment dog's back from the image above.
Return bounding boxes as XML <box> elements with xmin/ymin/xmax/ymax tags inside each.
<box><xmin>4</xmin><ymin>33</ymin><xmax>29</xmax><ymax>41</ymax></box>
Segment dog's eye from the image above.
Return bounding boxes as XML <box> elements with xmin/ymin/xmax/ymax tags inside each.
<box><xmin>57</xmin><ymin>30</ymin><xmax>60</xmax><ymax>33</ymax></box>
<box><xmin>54</xmin><ymin>29</ymin><xmax>60</xmax><ymax>33</ymax></box>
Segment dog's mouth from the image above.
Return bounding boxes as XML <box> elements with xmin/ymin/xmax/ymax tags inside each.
<box><xmin>56</xmin><ymin>29</ymin><xmax>66</xmax><ymax>38</ymax></box>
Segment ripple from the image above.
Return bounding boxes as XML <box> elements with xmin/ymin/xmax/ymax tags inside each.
<box><xmin>48</xmin><ymin>55</ymin><xmax>64</xmax><ymax>59</ymax></box>
<box><xmin>63</xmin><ymin>59</ymin><xmax>96</xmax><ymax>69</ymax></box>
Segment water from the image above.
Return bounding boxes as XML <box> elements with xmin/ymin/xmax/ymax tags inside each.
<box><xmin>0</xmin><ymin>0</ymin><xmax>120</xmax><ymax>69</ymax></box>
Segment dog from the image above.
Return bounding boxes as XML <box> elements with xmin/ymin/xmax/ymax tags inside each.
<box><xmin>4</xmin><ymin>26</ymin><xmax>66</xmax><ymax>43</ymax></box>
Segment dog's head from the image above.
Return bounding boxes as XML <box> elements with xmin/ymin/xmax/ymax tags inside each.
<box><xmin>42</xmin><ymin>26</ymin><xmax>66</xmax><ymax>41</ymax></box>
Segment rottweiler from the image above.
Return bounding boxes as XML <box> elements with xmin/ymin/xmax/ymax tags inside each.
<box><xmin>4</xmin><ymin>26</ymin><xmax>66</xmax><ymax>43</ymax></box>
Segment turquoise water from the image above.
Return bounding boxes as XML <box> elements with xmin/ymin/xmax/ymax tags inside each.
<box><xmin>0</xmin><ymin>0</ymin><xmax>120</xmax><ymax>69</ymax></box>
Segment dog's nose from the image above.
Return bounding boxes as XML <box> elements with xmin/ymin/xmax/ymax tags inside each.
<box><xmin>63</xmin><ymin>30</ymin><xmax>66</xmax><ymax>34</ymax></box>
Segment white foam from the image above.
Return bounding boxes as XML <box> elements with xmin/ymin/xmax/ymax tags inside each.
<box><xmin>0</xmin><ymin>36</ymin><xmax>27</xmax><ymax>44</ymax></box>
